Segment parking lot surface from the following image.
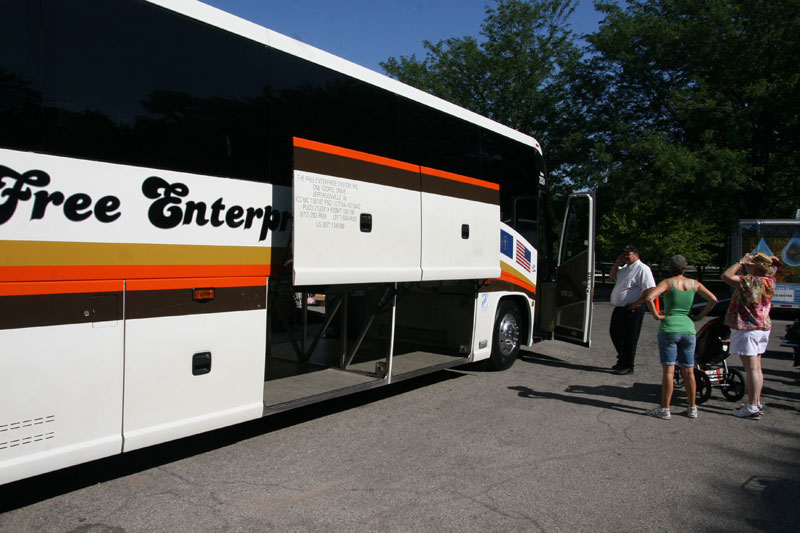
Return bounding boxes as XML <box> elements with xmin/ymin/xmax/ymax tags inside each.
<box><xmin>1</xmin><ymin>301</ymin><xmax>799</xmax><ymax>532</ymax></box>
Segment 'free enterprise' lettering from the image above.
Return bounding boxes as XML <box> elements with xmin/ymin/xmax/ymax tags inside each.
<box><xmin>0</xmin><ymin>164</ymin><xmax>289</xmax><ymax>242</ymax></box>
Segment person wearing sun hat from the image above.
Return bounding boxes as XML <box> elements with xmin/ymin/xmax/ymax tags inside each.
<box><xmin>722</xmin><ymin>251</ymin><xmax>780</xmax><ymax>420</ymax></box>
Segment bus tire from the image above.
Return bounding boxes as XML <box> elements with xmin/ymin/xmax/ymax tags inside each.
<box><xmin>489</xmin><ymin>300</ymin><xmax>521</xmax><ymax>371</ymax></box>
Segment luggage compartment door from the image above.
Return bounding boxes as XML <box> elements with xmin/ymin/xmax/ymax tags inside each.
<box><xmin>0</xmin><ymin>283</ymin><xmax>124</xmax><ymax>485</ymax></box>
<box><xmin>420</xmin><ymin>168</ymin><xmax>500</xmax><ymax>281</ymax></box>
<box><xmin>292</xmin><ymin>138</ymin><xmax>422</xmax><ymax>286</ymax></box>
<box><xmin>122</xmin><ymin>280</ymin><xmax>267</xmax><ymax>452</ymax></box>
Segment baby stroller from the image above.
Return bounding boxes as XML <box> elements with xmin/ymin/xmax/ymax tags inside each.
<box><xmin>674</xmin><ymin>315</ymin><xmax>746</xmax><ymax>404</ymax></box>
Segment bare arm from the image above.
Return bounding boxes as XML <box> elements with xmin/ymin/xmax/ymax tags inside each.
<box><xmin>631</xmin><ymin>279</ymin><xmax>670</xmax><ymax>319</ymax></box>
<box><xmin>610</xmin><ymin>252</ymin><xmax>625</xmax><ymax>281</ymax></box>
<box><xmin>644</xmin><ymin>295</ymin><xmax>665</xmax><ymax>320</ymax></box>
<box><xmin>692</xmin><ymin>282</ymin><xmax>718</xmax><ymax>321</ymax></box>
<box><xmin>722</xmin><ymin>254</ymin><xmax>751</xmax><ymax>288</ymax></box>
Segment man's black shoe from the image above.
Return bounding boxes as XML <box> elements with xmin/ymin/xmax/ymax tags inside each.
<box><xmin>611</xmin><ymin>363</ymin><xmax>622</xmax><ymax>370</ymax></box>
<box><xmin>613</xmin><ymin>367</ymin><xmax>634</xmax><ymax>375</ymax></box>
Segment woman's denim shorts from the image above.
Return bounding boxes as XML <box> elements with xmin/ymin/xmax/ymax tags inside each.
<box><xmin>657</xmin><ymin>333</ymin><xmax>696</xmax><ymax>367</ymax></box>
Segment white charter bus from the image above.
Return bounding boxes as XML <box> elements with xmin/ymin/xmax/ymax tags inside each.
<box><xmin>0</xmin><ymin>0</ymin><xmax>595</xmax><ymax>485</ymax></box>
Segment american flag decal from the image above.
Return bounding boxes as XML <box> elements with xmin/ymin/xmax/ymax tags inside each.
<box><xmin>516</xmin><ymin>241</ymin><xmax>531</xmax><ymax>272</ymax></box>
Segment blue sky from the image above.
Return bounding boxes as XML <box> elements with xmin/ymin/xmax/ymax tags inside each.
<box><xmin>202</xmin><ymin>0</ymin><xmax>605</xmax><ymax>72</ymax></box>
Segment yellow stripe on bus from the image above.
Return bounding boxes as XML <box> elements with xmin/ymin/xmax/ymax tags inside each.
<box><xmin>0</xmin><ymin>240</ymin><xmax>274</xmax><ymax>266</ymax></box>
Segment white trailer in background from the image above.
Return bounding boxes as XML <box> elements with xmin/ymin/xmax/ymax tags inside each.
<box><xmin>733</xmin><ymin>218</ymin><xmax>800</xmax><ymax>309</ymax></box>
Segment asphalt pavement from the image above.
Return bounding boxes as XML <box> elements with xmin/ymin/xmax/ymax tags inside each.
<box><xmin>1</xmin><ymin>297</ymin><xmax>799</xmax><ymax>532</ymax></box>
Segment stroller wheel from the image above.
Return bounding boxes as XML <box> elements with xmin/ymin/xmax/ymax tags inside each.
<box><xmin>673</xmin><ymin>367</ymin><xmax>684</xmax><ymax>389</ymax></box>
<box><xmin>694</xmin><ymin>369</ymin><xmax>712</xmax><ymax>404</ymax></box>
<box><xmin>721</xmin><ymin>368</ymin><xmax>746</xmax><ymax>402</ymax></box>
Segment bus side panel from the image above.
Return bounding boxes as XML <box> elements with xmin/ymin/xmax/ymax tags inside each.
<box><xmin>471</xmin><ymin>224</ymin><xmax>538</xmax><ymax>361</ymax></box>
<box><xmin>293</xmin><ymin>174</ymin><xmax>421</xmax><ymax>285</ymax></box>
<box><xmin>122</xmin><ymin>281</ymin><xmax>266</xmax><ymax>452</ymax></box>
<box><xmin>420</xmin><ymin>190</ymin><xmax>500</xmax><ymax>281</ymax></box>
<box><xmin>293</xmin><ymin>140</ymin><xmax>422</xmax><ymax>285</ymax></box>
<box><xmin>0</xmin><ymin>286</ymin><xmax>124</xmax><ymax>485</ymax></box>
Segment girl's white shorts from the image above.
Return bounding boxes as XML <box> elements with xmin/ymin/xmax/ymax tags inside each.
<box><xmin>729</xmin><ymin>329</ymin><xmax>770</xmax><ymax>356</ymax></box>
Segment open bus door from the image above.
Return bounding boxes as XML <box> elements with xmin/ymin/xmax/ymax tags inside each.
<box><xmin>553</xmin><ymin>192</ymin><xmax>596</xmax><ymax>346</ymax></box>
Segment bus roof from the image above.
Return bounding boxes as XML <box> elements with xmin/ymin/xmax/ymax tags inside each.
<box><xmin>148</xmin><ymin>0</ymin><xmax>542</xmax><ymax>154</ymax></box>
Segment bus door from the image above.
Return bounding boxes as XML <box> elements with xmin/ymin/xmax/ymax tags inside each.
<box><xmin>554</xmin><ymin>192</ymin><xmax>596</xmax><ymax>346</ymax></box>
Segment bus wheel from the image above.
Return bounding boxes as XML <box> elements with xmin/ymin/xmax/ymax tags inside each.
<box><xmin>489</xmin><ymin>300</ymin><xmax>521</xmax><ymax>371</ymax></box>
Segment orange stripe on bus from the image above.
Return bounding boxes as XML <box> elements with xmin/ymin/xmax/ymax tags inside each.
<box><xmin>294</xmin><ymin>137</ymin><xmax>419</xmax><ymax>173</ymax></box>
<box><xmin>498</xmin><ymin>271</ymin><xmax>537</xmax><ymax>294</ymax></box>
<box><xmin>294</xmin><ymin>137</ymin><xmax>500</xmax><ymax>192</ymax></box>
<box><xmin>421</xmin><ymin>166</ymin><xmax>500</xmax><ymax>191</ymax></box>
<box><xmin>294</xmin><ymin>137</ymin><xmax>500</xmax><ymax>191</ymax></box>
<box><xmin>0</xmin><ymin>264</ymin><xmax>271</xmax><ymax>283</ymax></box>
<box><xmin>0</xmin><ymin>277</ymin><xmax>266</xmax><ymax>296</ymax></box>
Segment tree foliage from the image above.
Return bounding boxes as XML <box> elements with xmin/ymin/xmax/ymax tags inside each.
<box><xmin>381</xmin><ymin>0</ymin><xmax>583</xmax><ymax>198</ymax></box>
<box><xmin>584</xmin><ymin>0</ymin><xmax>800</xmax><ymax>265</ymax></box>
<box><xmin>381</xmin><ymin>0</ymin><xmax>800</xmax><ymax>268</ymax></box>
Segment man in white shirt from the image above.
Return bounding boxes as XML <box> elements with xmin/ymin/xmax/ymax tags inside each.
<box><xmin>609</xmin><ymin>244</ymin><xmax>656</xmax><ymax>374</ymax></box>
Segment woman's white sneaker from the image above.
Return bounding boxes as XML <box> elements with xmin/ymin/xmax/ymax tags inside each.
<box><xmin>733</xmin><ymin>404</ymin><xmax>761</xmax><ymax>420</ymax></box>
<box><xmin>646</xmin><ymin>407</ymin><xmax>671</xmax><ymax>420</ymax></box>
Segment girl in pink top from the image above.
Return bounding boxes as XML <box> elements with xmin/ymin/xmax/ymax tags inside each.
<box><xmin>722</xmin><ymin>252</ymin><xmax>779</xmax><ymax>419</ymax></box>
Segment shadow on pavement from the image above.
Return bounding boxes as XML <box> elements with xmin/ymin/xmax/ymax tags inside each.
<box><xmin>761</xmin><ymin>382</ymin><xmax>800</xmax><ymax>406</ymax></box>
<box><xmin>563</xmin><ymin>382</ymin><xmax>661</xmax><ymax>404</ymax></box>
<box><xmin>519</xmin><ymin>351</ymin><xmax>610</xmax><ymax>373</ymax></box>
<box><xmin>508</xmin><ymin>384</ymin><xmax>653</xmax><ymax>415</ymax></box>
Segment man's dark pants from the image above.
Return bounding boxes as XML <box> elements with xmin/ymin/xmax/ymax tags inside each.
<box><xmin>609</xmin><ymin>305</ymin><xmax>646</xmax><ymax>369</ymax></box>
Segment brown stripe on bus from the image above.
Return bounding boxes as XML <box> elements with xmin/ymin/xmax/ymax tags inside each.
<box><xmin>420</xmin><ymin>172</ymin><xmax>500</xmax><ymax>205</ymax></box>
<box><xmin>0</xmin><ymin>291</ymin><xmax>123</xmax><ymax>330</ymax></box>
<box><xmin>294</xmin><ymin>145</ymin><xmax>500</xmax><ymax>205</ymax></box>
<box><xmin>294</xmin><ymin>147</ymin><xmax>420</xmax><ymax>191</ymax></box>
<box><xmin>0</xmin><ymin>286</ymin><xmax>266</xmax><ymax>329</ymax></box>
<box><xmin>125</xmin><ymin>285</ymin><xmax>266</xmax><ymax>320</ymax></box>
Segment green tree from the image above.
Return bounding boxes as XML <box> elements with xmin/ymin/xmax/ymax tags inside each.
<box><xmin>381</xmin><ymin>0</ymin><xmax>584</xmax><ymax>198</ymax></box>
<box><xmin>584</xmin><ymin>0</ymin><xmax>800</xmax><ymax>265</ymax></box>
<box><xmin>381</xmin><ymin>0</ymin><xmax>800</xmax><ymax>269</ymax></box>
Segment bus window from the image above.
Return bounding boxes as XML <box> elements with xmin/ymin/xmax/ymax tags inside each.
<box><xmin>560</xmin><ymin>203</ymin><xmax>590</xmax><ymax>261</ymax></box>
<box><xmin>513</xmin><ymin>196</ymin><xmax>538</xmax><ymax>248</ymax></box>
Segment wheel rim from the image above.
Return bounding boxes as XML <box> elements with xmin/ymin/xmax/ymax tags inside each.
<box><xmin>498</xmin><ymin>312</ymin><xmax>520</xmax><ymax>356</ymax></box>
<box><xmin>722</xmin><ymin>370</ymin><xmax>745</xmax><ymax>400</ymax></box>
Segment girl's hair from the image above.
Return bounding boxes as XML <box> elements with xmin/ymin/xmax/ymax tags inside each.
<box><xmin>668</xmin><ymin>255</ymin><xmax>688</xmax><ymax>276</ymax></box>
<box><xmin>668</xmin><ymin>265</ymin><xmax>685</xmax><ymax>276</ymax></box>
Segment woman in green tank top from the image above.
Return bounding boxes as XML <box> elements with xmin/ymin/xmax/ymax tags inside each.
<box><xmin>659</xmin><ymin>279</ymin><xmax>698</xmax><ymax>335</ymax></box>
<box><xmin>629</xmin><ymin>255</ymin><xmax>717</xmax><ymax>419</ymax></box>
